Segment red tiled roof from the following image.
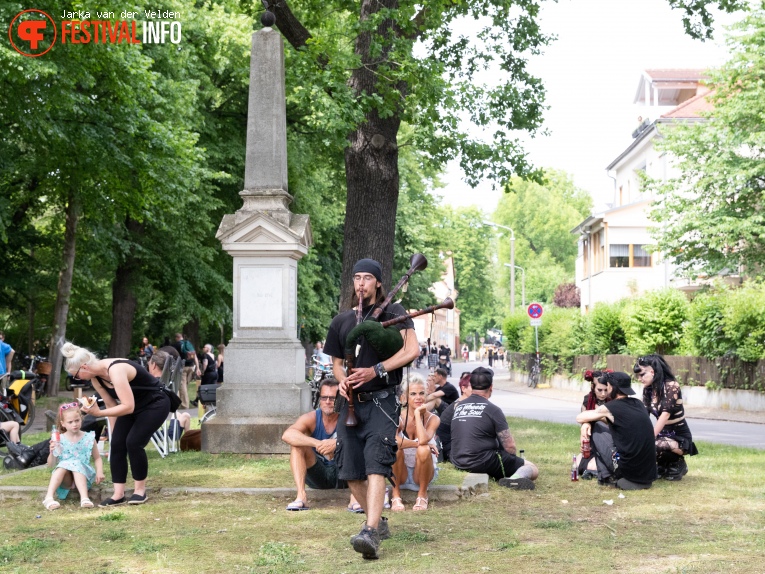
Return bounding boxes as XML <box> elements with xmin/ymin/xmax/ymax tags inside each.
<box><xmin>661</xmin><ymin>88</ymin><xmax>714</xmax><ymax>118</ymax></box>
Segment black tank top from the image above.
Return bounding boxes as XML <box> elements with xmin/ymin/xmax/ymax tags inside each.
<box><xmin>96</xmin><ymin>359</ymin><xmax>163</xmax><ymax>410</ymax></box>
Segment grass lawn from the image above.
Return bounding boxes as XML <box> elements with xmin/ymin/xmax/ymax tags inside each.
<box><xmin>1</xmin><ymin>417</ymin><xmax>764</xmax><ymax>573</ymax></box>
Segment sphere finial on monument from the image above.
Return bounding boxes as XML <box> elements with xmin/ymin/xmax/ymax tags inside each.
<box><xmin>260</xmin><ymin>1</ymin><xmax>276</xmax><ymax>28</ymax></box>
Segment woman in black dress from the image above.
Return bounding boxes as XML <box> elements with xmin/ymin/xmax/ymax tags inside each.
<box><xmin>634</xmin><ymin>354</ymin><xmax>697</xmax><ymax>480</ymax></box>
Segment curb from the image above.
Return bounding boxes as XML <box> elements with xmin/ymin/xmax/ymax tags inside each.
<box><xmin>0</xmin><ymin>475</ymin><xmax>489</xmax><ymax>504</ymax></box>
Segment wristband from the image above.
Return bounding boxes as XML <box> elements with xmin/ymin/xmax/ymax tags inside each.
<box><xmin>374</xmin><ymin>362</ymin><xmax>388</xmax><ymax>378</ymax></box>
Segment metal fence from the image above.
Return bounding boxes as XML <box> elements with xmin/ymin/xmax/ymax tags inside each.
<box><xmin>508</xmin><ymin>352</ymin><xmax>765</xmax><ymax>392</ymax></box>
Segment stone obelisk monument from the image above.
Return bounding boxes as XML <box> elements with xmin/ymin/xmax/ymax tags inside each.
<box><xmin>203</xmin><ymin>19</ymin><xmax>312</xmax><ymax>453</ymax></box>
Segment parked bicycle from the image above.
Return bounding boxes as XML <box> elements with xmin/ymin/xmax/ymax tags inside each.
<box><xmin>528</xmin><ymin>351</ymin><xmax>541</xmax><ymax>388</ymax></box>
<box><xmin>19</xmin><ymin>354</ymin><xmax>51</xmax><ymax>397</ymax></box>
<box><xmin>306</xmin><ymin>354</ymin><xmax>333</xmax><ymax>409</ymax></box>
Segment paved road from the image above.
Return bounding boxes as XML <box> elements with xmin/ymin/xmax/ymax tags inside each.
<box><xmin>423</xmin><ymin>359</ymin><xmax>765</xmax><ymax>450</ymax></box>
<box><xmin>490</xmin><ymin>387</ymin><xmax>765</xmax><ymax>450</ymax></box>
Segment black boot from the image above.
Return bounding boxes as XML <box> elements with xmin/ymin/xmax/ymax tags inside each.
<box><xmin>664</xmin><ymin>456</ymin><xmax>688</xmax><ymax>481</ymax></box>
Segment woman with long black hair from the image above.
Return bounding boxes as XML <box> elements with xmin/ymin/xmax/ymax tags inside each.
<box><xmin>634</xmin><ymin>354</ymin><xmax>698</xmax><ymax>480</ymax></box>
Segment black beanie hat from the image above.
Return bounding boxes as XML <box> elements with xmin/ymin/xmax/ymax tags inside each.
<box><xmin>352</xmin><ymin>259</ymin><xmax>382</xmax><ymax>282</ymax></box>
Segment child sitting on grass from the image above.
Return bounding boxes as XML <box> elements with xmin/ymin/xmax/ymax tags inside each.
<box><xmin>43</xmin><ymin>402</ymin><xmax>105</xmax><ymax>510</ymax></box>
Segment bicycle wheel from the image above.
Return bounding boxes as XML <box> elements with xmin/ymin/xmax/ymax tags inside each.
<box><xmin>529</xmin><ymin>365</ymin><xmax>540</xmax><ymax>389</ymax></box>
<box><xmin>200</xmin><ymin>407</ymin><xmax>216</xmax><ymax>424</ymax></box>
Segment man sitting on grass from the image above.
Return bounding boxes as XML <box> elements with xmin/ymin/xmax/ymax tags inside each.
<box><xmin>576</xmin><ymin>371</ymin><xmax>657</xmax><ymax>490</ymax></box>
<box><xmin>427</xmin><ymin>368</ymin><xmax>459</xmax><ymax>416</ymax></box>
<box><xmin>450</xmin><ymin>367</ymin><xmax>539</xmax><ymax>490</ymax></box>
<box><xmin>281</xmin><ymin>378</ymin><xmax>359</xmax><ymax>512</ymax></box>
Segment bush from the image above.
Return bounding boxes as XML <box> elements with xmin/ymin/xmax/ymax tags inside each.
<box><xmin>722</xmin><ymin>281</ymin><xmax>765</xmax><ymax>362</ymax></box>
<box><xmin>686</xmin><ymin>286</ymin><xmax>731</xmax><ymax>359</ymax></box>
<box><xmin>521</xmin><ymin>307</ymin><xmax>583</xmax><ymax>358</ymax></box>
<box><xmin>502</xmin><ymin>311</ymin><xmax>531</xmax><ymax>353</ymax></box>
<box><xmin>621</xmin><ymin>288</ymin><xmax>690</xmax><ymax>355</ymax></box>
<box><xmin>585</xmin><ymin>300</ymin><xmax>627</xmax><ymax>355</ymax></box>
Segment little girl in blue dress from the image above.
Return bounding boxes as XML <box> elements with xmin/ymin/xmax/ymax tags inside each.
<box><xmin>43</xmin><ymin>402</ymin><xmax>105</xmax><ymax>510</ymax></box>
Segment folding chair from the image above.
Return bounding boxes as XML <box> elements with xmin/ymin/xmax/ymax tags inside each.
<box><xmin>150</xmin><ymin>357</ymin><xmax>183</xmax><ymax>458</ymax></box>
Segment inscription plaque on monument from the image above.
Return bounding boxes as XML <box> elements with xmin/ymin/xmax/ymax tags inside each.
<box><xmin>240</xmin><ymin>266</ymin><xmax>283</xmax><ymax>328</ymax></box>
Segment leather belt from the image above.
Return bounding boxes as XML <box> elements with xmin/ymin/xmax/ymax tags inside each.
<box><xmin>356</xmin><ymin>387</ymin><xmax>395</xmax><ymax>402</ymax></box>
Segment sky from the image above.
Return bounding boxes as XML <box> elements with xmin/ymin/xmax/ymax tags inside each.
<box><xmin>435</xmin><ymin>0</ymin><xmax>739</xmax><ymax>213</ymax></box>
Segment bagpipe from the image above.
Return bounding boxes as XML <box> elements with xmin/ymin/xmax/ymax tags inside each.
<box><xmin>342</xmin><ymin>253</ymin><xmax>454</xmax><ymax>426</ymax></box>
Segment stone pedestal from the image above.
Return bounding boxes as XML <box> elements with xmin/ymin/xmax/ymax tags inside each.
<box><xmin>203</xmin><ymin>27</ymin><xmax>313</xmax><ymax>454</ymax></box>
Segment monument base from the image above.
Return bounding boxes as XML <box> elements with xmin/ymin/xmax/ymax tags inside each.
<box><xmin>202</xmin><ymin>383</ymin><xmax>312</xmax><ymax>453</ymax></box>
<box><xmin>202</xmin><ymin>416</ymin><xmax>294</xmax><ymax>454</ymax></box>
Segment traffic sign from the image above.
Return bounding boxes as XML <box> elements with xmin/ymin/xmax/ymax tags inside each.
<box><xmin>527</xmin><ymin>303</ymin><xmax>544</xmax><ymax>319</ymax></box>
<box><xmin>530</xmin><ymin>318</ymin><xmax>542</xmax><ymax>327</ymax></box>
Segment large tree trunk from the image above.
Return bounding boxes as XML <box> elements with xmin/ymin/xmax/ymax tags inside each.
<box><xmin>273</xmin><ymin>0</ymin><xmax>406</xmax><ymax>311</ymax></box>
<box><xmin>108</xmin><ymin>267</ymin><xmax>137</xmax><ymax>358</ymax></box>
<box><xmin>339</xmin><ymin>0</ymin><xmax>403</xmax><ymax>310</ymax></box>
<box><xmin>108</xmin><ymin>218</ymin><xmax>142</xmax><ymax>358</ymax></box>
<box><xmin>47</xmin><ymin>191</ymin><xmax>80</xmax><ymax>397</ymax></box>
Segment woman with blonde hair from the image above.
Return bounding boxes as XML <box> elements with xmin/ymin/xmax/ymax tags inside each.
<box><xmin>61</xmin><ymin>342</ymin><xmax>170</xmax><ymax>506</ymax></box>
<box><xmin>389</xmin><ymin>378</ymin><xmax>440</xmax><ymax>512</ymax></box>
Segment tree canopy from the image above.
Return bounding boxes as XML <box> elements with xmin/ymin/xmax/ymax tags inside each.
<box><xmin>490</xmin><ymin>170</ymin><xmax>592</xmax><ymax>309</ymax></box>
<box><xmin>648</xmin><ymin>7</ymin><xmax>765</xmax><ymax>279</ymax></box>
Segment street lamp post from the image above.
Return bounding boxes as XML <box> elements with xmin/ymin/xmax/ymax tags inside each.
<box><xmin>484</xmin><ymin>221</ymin><xmax>515</xmax><ymax>312</ymax></box>
<box><xmin>504</xmin><ymin>263</ymin><xmax>525</xmax><ymax>307</ymax></box>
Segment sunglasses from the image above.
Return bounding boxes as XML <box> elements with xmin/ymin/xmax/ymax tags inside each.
<box><xmin>319</xmin><ymin>396</ymin><xmax>336</xmax><ymax>403</ymax></box>
<box><xmin>59</xmin><ymin>401</ymin><xmax>80</xmax><ymax>412</ymax></box>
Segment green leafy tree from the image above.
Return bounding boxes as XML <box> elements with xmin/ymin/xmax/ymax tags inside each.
<box><xmin>648</xmin><ymin>8</ymin><xmax>765</xmax><ymax>278</ymax></box>
<box><xmin>491</xmin><ymin>170</ymin><xmax>592</xmax><ymax>308</ymax></box>
<box><xmin>268</xmin><ymin>0</ymin><xmax>553</xmax><ymax>308</ymax></box>
<box><xmin>440</xmin><ymin>206</ymin><xmax>498</xmax><ymax>344</ymax></box>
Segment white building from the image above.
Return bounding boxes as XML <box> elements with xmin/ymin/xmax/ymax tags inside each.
<box><xmin>572</xmin><ymin>69</ymin><xmax>717</xmax><ymax>312</ymax></box>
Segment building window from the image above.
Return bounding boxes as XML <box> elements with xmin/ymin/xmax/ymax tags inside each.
<box><xmin>610</xmin><ymin>244</ymin><xmax>630</xmax><ymax>268</ymax></box>
<box><xmin>633</xmin><ymin>244</ymin><xmax>651</xmax><ymax>267</ymax></box>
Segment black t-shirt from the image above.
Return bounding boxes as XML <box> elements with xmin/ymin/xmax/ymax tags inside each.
<box><xmin>436</xmin><ymin>400</ymin><xmax>458</xmax><ymax>461</ymax></box>
<box><xmin>437</xmin><ymin>382</ymin><xmax>459</xmax><ymax>406</ymax></box>
<box><xmin>323</xmin><ymin>302</ymin><xmax>414</xmax><ymax>393</ymax></box>
<box><xmin>450</xmin><ymin>395</ymin><xmax>508</xmax><ymax>470</ymax></box>
<box><xmin>605</xmin><ymin>397</ymin><xmax>657</xmax><ymax>484</ymax></box>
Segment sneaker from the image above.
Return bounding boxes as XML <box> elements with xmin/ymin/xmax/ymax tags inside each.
<box><xmin>581</xmin><ymin>470</ymin><xmax>597</xmax><ymax>481</ymax></box>
<box><xmin>664</xmin><ymin>457</ymin><xmax>688</xmax><ymax>481</ymax></box>
<box><xmin>597</xmin><ymin>476</ymin><xmax>617</xmax><ymax>487</ymax></box>
<box><xmin>378</xmin><ymin>517</ymin><xmax>390</xmax><ymax>540</ymax></box>
<box><xmin>497</xmin><ymin>477</ymin><xmax>535</xmax><ymax>490</ymax></box>
<box><xmin>350</xmin><ymin>524</ymin><xmax>381</xmax><ymax>559</ymax></box>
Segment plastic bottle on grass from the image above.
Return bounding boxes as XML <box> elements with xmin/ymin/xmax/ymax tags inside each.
<box><xmin>570</xmin><ymin>455</ymin><xmax>578</xmax><ymax>481</ymax></box>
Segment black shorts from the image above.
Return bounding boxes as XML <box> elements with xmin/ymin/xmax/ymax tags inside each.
<box><xmin>463</xmin><ymin>451</ymin><xmax>525</xmax><ymax>482</ymax></box>
<box><xmin>336</xmin><ymin>392</ymin><xmax>400</xmax><ymax>481</ymax></box>
<box><xmin>306</xmin><ymin>461</ymin><xmax>346</xmax><ymax>489</ymax></box>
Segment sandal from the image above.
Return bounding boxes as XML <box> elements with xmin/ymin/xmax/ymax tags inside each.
<box><xmin>413</xmin><ymin>497</ymin><xmax>429</xmax><ymax>511</ymax></box>
<box><xmin>81</xmin><ymin>498</ymin><xmax>94</xmax><ymax>508</ymax></box>
<box><xmin>43</xmin><ymin>498</ymin><xmax>60</xmax><ymax>511</ymax></box>
<box><xmin>347</xmin><ymin>502</ymin><xmax>364</xmax><ymax>513</ymax></box>
<box><xmin>286</xmin><ymin>499</ymin><xmax>310</xmax><ymax>511</ymax></box>
<box><xmin>391</xmin><ymin>496</ymin><xmax>405</xmax><ymax>512</ymax></box>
